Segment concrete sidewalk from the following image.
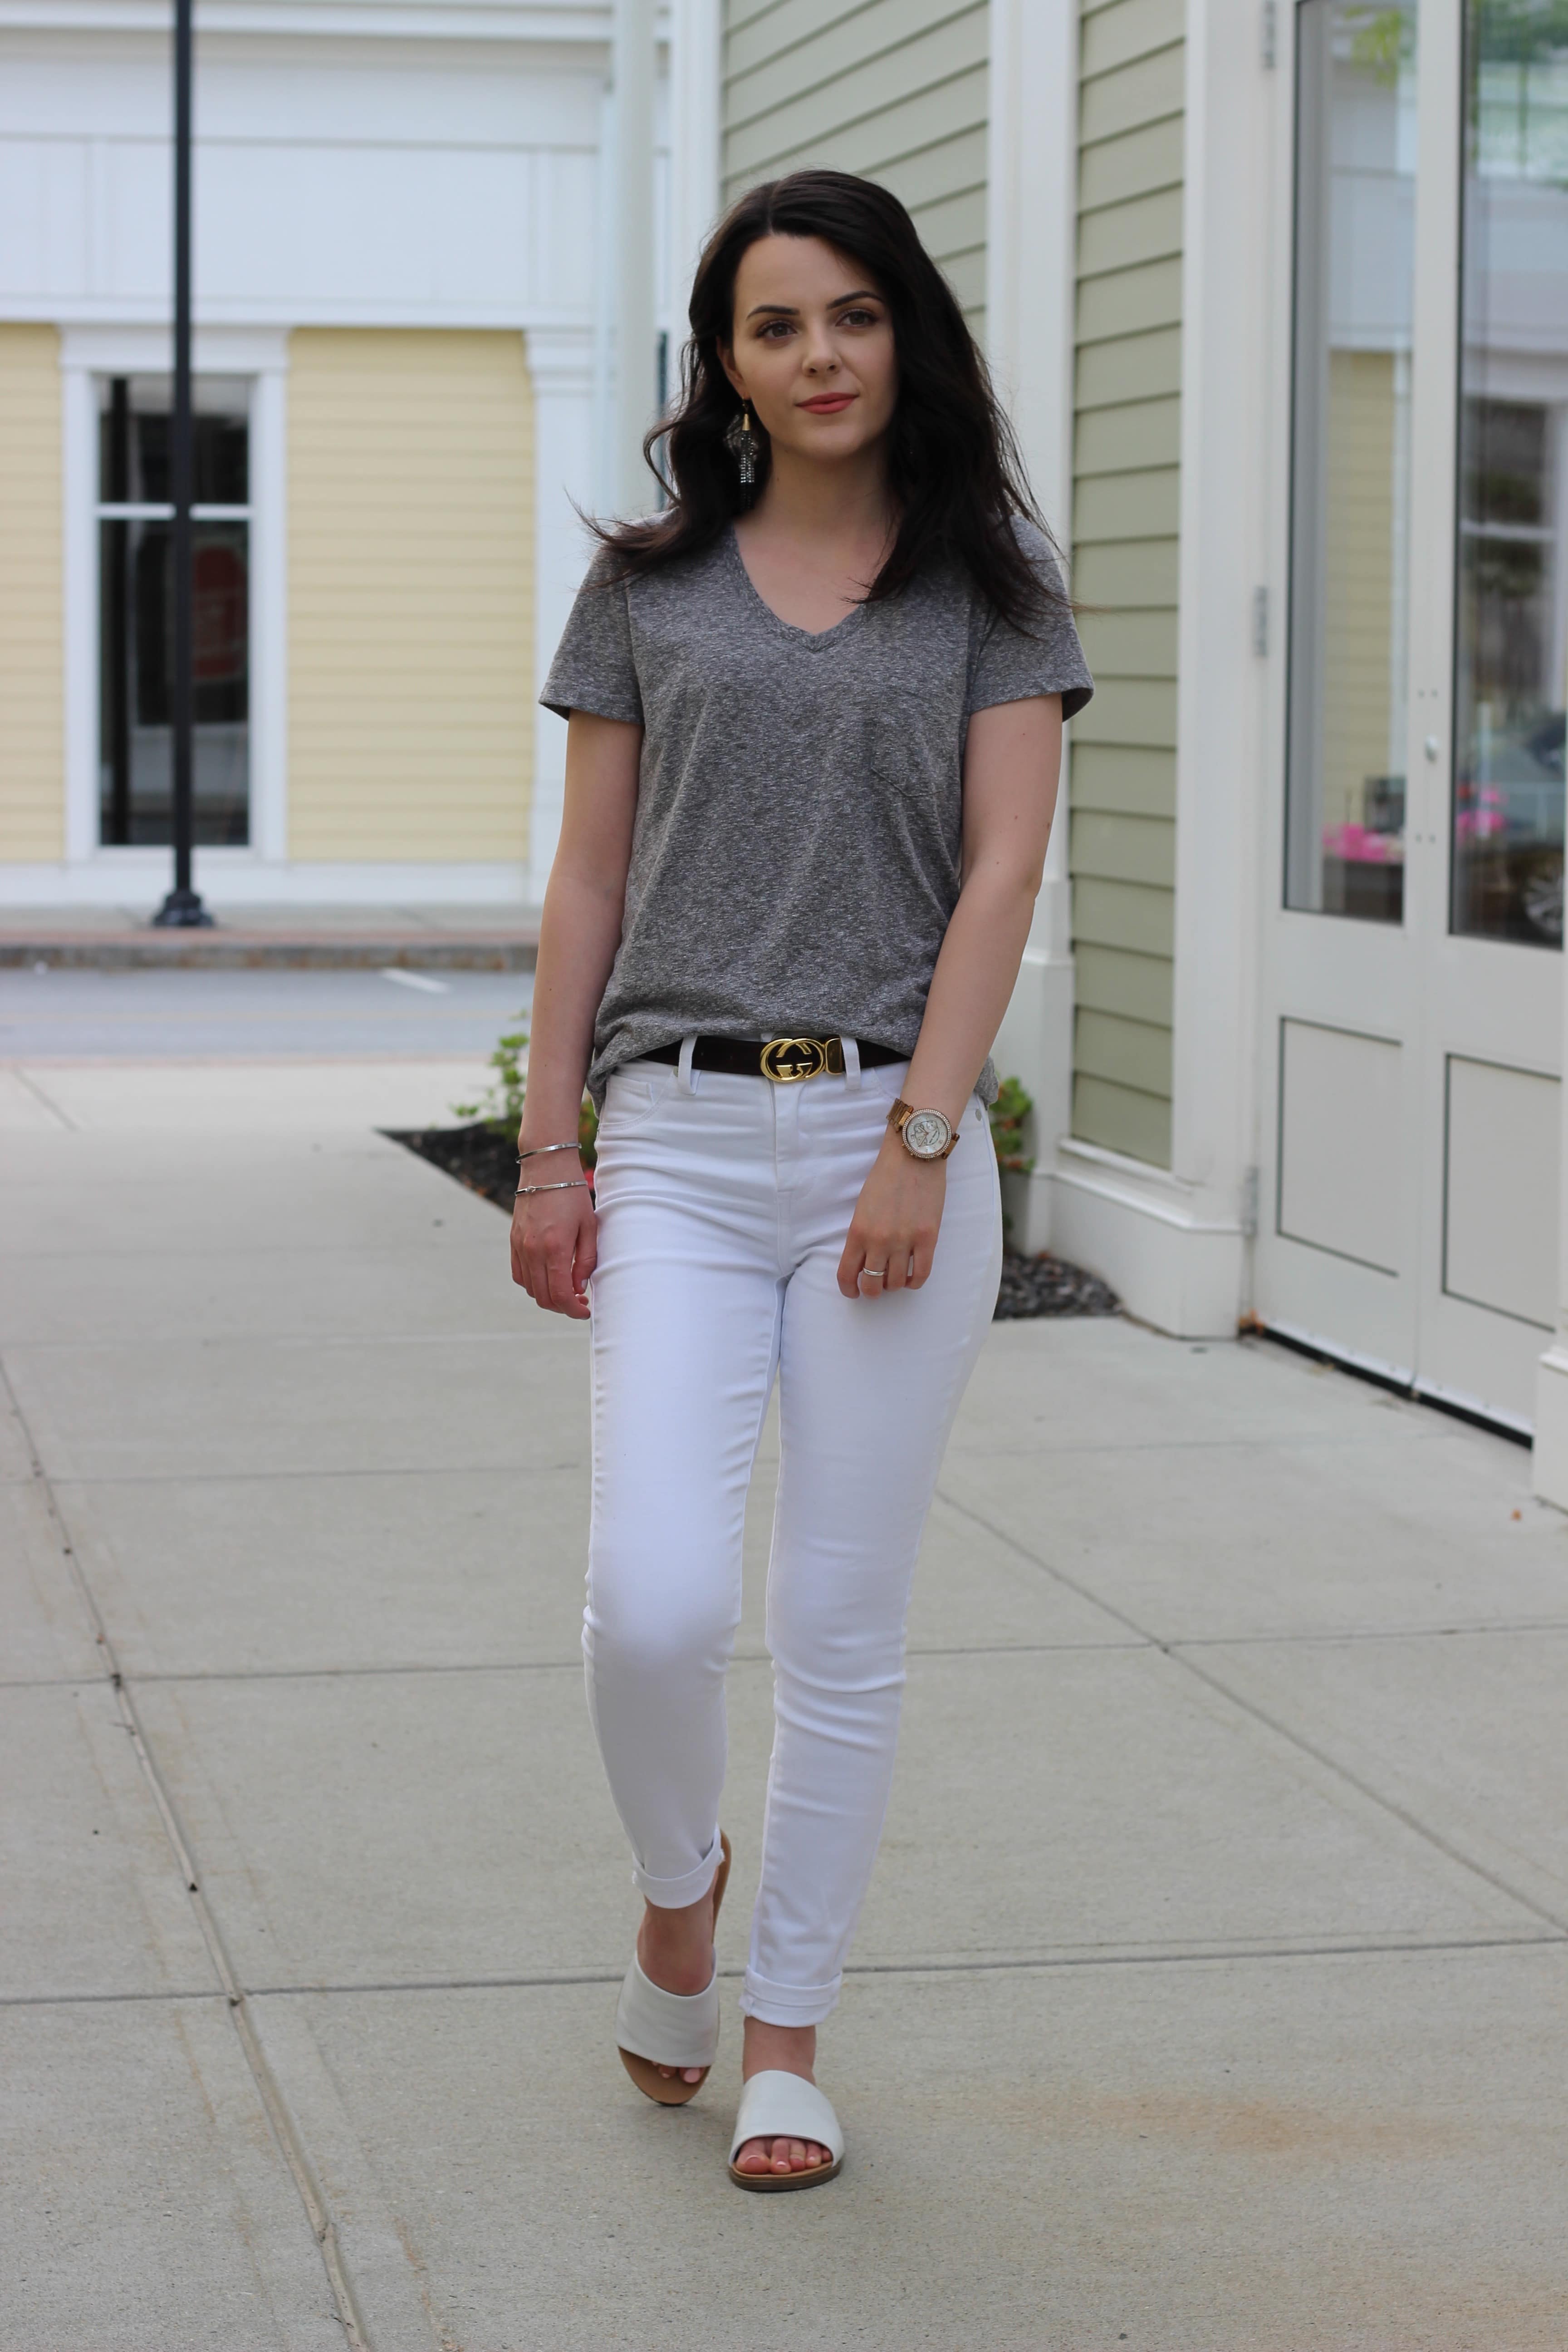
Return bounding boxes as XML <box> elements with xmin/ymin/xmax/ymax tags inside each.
<box><xmin>4</xmin><ymin>1078</ymin><xmax>1568</xmax><ymax>2350</ymax></box>
<box><xmin>0</xmin><ymin>902</ymin><xmax>539</xmax><ymax>970</ymax></box>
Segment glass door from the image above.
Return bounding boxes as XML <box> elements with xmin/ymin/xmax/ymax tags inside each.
<box><xmin>97</xmin><ymin>375</ymin><xmax>252</xmax><ymax>847</ymax></box>
<box><xmin>1413</xmin><ymin>0</ymin><xmax>1566</xmax><ymax>1420</ymax></box>
<box><xmin>1256</xmin><ymin>0</ymin><xmax>1565</xmax><ymax>1430</ymax></box>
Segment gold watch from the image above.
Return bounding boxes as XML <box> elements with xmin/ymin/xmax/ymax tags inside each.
<box><xmin>887</xmin><ymin>1098</ymin><xmax>960</xmax><ymax>1161</ymax></box>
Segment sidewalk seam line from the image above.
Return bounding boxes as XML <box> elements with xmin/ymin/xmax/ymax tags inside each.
<box><xmin>5</xmin><ymin>1930</ymin><xmax>1562</xmax><ymax>2009</ymax></box>
<box><xmin>937</xmin><ymin>1487</ymin><xmax>1568</xmax><ymax>1937</ymax></box>
<box><xmin>0</xmin><ymin>1361</ymin><xmax>377</xmax><ymax>2352</ymax></box>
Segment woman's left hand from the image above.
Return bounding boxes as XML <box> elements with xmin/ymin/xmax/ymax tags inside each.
<box><xmin>838</xmin><ymin>1129</ymin><xmax>948</xmax><ymax>1298</ymax></box>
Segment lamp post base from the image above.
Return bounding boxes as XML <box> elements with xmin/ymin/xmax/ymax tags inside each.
<box><xmin>151</xmin><ymin>887</ymin><xmax>215</xmax><ymax>929</ymax></box>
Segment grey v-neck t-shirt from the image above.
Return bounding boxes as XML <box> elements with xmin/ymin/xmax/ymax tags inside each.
<box><xmin>541</xmin><ymin>521</ymin><xmax>1093</xmax><ymax>1108</ymax></box>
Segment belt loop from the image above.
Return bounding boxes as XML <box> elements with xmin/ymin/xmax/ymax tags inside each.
<box><xmin>840</xmin><ymin>1035</ymin><xmax>862</xmax><ymax>1093</ymax></box>
<box><xmin>677</xmin><ymin>1033</ymin><xmax>700</xmax><ymax>1095</ymax></box>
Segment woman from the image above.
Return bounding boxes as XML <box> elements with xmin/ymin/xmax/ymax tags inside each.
<box><xmin>513</xmin><ymin>169</ymin><xmax>1091</xmax><ymax>2191</ymax></box>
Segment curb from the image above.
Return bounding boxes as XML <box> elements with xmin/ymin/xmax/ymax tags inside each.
<box><xmin>1</xmin><ymin>936</ymin><xmax>539</xmax><ymax>972</ymax></box>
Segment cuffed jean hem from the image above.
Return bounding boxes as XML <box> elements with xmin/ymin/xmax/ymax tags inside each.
<box><xmin>631</xmin><ymin>1829</ymin><xmax>725</xmax><ymax>1911</ymax></box>
<box><xmin>740</xmin><ymin>1968</ymin><xmax>842</xmax><ymax>2029</ymax></box>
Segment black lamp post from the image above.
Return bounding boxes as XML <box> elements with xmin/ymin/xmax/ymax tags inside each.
<box><xmin>153</xmin><ymin>0</ymin><xmax>212</xmax><ymax>927</ymax></box>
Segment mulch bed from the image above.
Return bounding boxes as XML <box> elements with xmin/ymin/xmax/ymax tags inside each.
<box><xmin>994</xmin><ymin>1249</ymin><xmax>1119</xmax><ymax>1321</ymax></box>
<box><xmin>388</xmin><ymin>1123</ymin><xmax>1121</xmax><ymax>1322</ymax></box>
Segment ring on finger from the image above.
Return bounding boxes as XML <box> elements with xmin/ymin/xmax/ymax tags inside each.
<box><xmin>860</xmin><ymin>1267</ymin><xmax>887</xmax><ymax>1288</ymax></box>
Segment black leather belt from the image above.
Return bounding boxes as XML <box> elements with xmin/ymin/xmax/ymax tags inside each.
<box><xmin>645</xmin><ymin>1035</ymin><xmax>906</xmax><ymax>1083</ymax></box>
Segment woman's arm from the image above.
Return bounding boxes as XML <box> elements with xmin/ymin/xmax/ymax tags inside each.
<box><xmin>511</xmin><ymin>711</ymin><xmax>642</xmax><ymax>1318</ymax></box>
<box><xmin>837</xmin><ymin>693</ymin><xmax>1063</xmax><ymax>1298</ymax></box>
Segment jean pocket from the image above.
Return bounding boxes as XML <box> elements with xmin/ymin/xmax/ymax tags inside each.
<box><xmin>599</xmin><ymin>1063</ymin><xmax>676</xmax><ymax>1137</ymax></box>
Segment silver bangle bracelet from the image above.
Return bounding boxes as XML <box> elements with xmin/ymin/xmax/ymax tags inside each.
<box><xmin>514</xmin><ymin>1178</ymin><xmax>591</xmax><ymax>1196</ymax></box>
<box><xmin>517</xmin><ymin>1141</ymin><xmax>581</xmax><ymax>1163</ymax></box>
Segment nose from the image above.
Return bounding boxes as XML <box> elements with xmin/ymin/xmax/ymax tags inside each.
<box><xmin>802</xmin><ymin>324</ymin><xmax>840</xmax><ymax>377</ymax></box>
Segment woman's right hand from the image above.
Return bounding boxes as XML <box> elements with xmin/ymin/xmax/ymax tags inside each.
<box><xmin>510</xmin><ymin>1168</ymin><xmax>598</xmax><ymax>1319</ymax></box>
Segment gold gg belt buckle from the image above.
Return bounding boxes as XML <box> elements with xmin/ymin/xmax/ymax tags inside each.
<box><xmin>760</xmin><ymin>1036</ymin><xmax>846</xmax><ymax>1083</ymax></box>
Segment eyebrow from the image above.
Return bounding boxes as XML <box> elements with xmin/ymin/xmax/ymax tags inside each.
<box><xmin>744</xmin><ymin>289</ymin><xmax>881</xmax><ymax>319</ymax></box>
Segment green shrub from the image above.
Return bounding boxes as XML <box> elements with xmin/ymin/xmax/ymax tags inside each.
<box><xmin>989</xmin><ymin>1075</ymin><xmax>1035</xmax><ymax>1174</ymax></box>
<box><xmin>452</xmin><ymin>1021</ymin><xmax>598</xmax><ymax>1168</ymax></box>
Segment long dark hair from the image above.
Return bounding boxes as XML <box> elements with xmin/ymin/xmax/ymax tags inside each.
<box><xmin>592</xmin><ymin>170</ymin><xmax>1067</xmax><ymax>632</ymax></box>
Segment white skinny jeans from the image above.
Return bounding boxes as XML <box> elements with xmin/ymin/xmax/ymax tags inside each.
<box><xmin>585</xmin><ymin>1045</ymin><xmax>1002</xmax><ymax>2027</ymax></box>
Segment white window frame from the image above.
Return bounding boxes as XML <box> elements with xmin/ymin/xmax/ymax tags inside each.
<box><xmin>59</xmin><ymin>324</ymin><xmax>288</xmax><ymax>877</ymax></box>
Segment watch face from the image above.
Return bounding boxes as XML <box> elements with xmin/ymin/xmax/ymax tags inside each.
<box><xmin>902</xmin><ymin>1108</ymin><xmax>952</xmax><ymax>1159</ymax></box>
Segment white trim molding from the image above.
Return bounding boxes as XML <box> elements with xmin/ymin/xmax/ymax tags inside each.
<box><xmin>1053</xmin><ymin>0</ymin><xmax>1274</xmax><ymax>1332</ymax></box>
<box><xmin>667</xmin><ymin>0</ymin><xmax>720</xmax><ymax>329</ymax></box>
<box><xmin>1046</xmin><ymin>1137</ymin><xmax>1249</xmax><ymax>1337</ymax></box>
<box><xmin>57</xmin><ymin>323</ymin><xmax>290</xmax><ymax>879</ymax></box>
<box><xmin>526</xmin><ymin>323</ymin><xmax>597</xmax><ymax>900</ymax></box>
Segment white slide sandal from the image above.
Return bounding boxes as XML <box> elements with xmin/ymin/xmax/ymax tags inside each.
<box><xmin>728</xmin><ymin>2069</ymin><xmax>845</xmax><ymax>2191</ymax></box>
<box><xmin>616</xmin><ymin>1832</ymin><xmax>731</xmax><ymax>2107</ymax></box>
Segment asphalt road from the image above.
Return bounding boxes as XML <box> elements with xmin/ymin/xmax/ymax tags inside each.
<box><xmin>0</xmin><ymin>966</ymin><xmax>535</xmax><ymax>1062</ymax></box>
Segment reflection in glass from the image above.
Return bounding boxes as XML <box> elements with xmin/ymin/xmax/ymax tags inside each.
<box><xmin>97</xmin><ymin>375</ymin><xmax>250</xmax><ymax>848</ymax></box>
<box><xmin>1452</xmin><ymin>0</ymin><xmax>1568</xmax><ymax>946</ymax></box>
<box><xmin>1287</xmin><ymin>0</ymin><xmax>1418</xmax><ymax>922</ymax></box>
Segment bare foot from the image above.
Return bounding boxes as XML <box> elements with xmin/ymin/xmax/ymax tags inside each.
<box><xmin>732</xmin><ymin>2018</ymin><xmax>832</xmax><ymax>2178</ymax></box>
<box><xmin>636</xmin><ymin>1873</ymin><xmax>720</xmax><ymax>2087</ymax></box>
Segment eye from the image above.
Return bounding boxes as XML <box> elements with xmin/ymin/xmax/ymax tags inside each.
<box><xmin>838</xmin><ymin>307</ymin><xmax>879</xmax><ymax>328</ymax></box>
<box><xmin>756</xmin><ymin>318</ymin><xmax>794</xmax><ymax>340</ymax></box>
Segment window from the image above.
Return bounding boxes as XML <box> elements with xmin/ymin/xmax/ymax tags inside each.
<box><xmin>1451</xmin><ymin>0</ymin><xmax>1568</xmax><ymax>947</ymax></box>
<box><xmin>1286</xmin><ymin>0</ymin><xmax>1419</xmax><ymax>922</ymax></box>
<box><xmin>97</xmin><ymin>375</ymin><xmax>250</xmax><ymax>847</ymax></box>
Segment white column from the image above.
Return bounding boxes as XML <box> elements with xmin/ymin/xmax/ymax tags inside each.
<box><xmin>612</xmin><ymin>0</ymin><xmax>659</xmax><ymax>516</ymax></box>
<box><xmin>1162</xmin><ymin>0</ymin><xmax>1274</xmax><ymax>1325</ymax></box>
<box><xmin>528</xmin><ymin>327</ymin><xmax>598</xmax><ymax>902</ymax></box>
<box><xmin>1534</xmin><ymin>980</ymin><xmax>1568</xmax><ymax>1501</ymax></box>
<box><xmin>985</xmin><ymin>0</ymin><xmax>1080</xmax><ymax>1250</ymax></box>
<box><xmin>668</xmin><ymin>0</ymin><xmax>722</xmax><ymax>328</ymax></box>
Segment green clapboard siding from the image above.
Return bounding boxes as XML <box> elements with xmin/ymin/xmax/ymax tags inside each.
<box><xmin>1072</xmin><ymin>0</ymin><xmax>1183</xmax><ymax>1166</ymax></box>
<box><xmin>720</xmin><ymin>0</ymin><xmax>988</xmax><ymax>328</ymax></box>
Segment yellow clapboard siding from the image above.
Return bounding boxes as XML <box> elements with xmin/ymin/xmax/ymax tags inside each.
<box><xmin>0</xmin><ymin>325</ymin><xmax>65</xmax><ymax>860</ymax></box>
<box><xmin>287</xmin><ymin>329</ymin><xmax>533</xmax><ymax>865</ymax></box>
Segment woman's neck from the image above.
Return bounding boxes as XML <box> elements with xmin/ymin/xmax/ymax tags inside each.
<box><xmin>750</xmin><ymin>442</ymin><xmax>894</xmax><ymax>554</ymax></box>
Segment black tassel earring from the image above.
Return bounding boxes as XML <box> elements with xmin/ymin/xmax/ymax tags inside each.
<box><xmin>729</xmin><ymin>400</ymin><xmax>757</xmax><ymax>489</ymax></box>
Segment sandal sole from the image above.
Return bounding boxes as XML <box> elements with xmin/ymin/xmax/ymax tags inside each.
<box><xmin>728</xmin><ymin>2155</ymin><xmax>843</xmax><ymax>2192</ymax></box>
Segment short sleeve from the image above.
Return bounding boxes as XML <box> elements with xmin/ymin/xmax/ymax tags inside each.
<box><xmin>965</xmin><ymin>522</ymin><xmax>1094</xmax><ymax>723</ymax></box>
<box><xmin>540</xmin><ymin>546</ymin><xmax>644</xmax><ymax>725</ymax></box>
